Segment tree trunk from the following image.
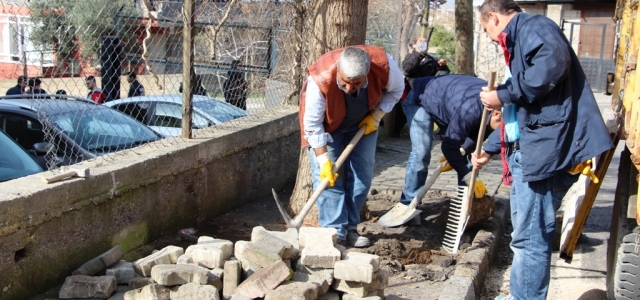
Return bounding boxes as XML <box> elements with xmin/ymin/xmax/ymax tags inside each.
<box><xmin>286</xmin><ymin>0</ymin><xmax>370</xmax><ymax>227</ymax></box>
<box><xmin>395</xmin><ymin>0</ymin><xmax>421</xmax><ymax>61</ymax></box>
<box><xmin>455</xmin><ymin>0</ymin><xmax>474</xmax><ymax>75</ymax></box>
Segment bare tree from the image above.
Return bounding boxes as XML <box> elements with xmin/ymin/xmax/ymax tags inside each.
<box><xmin>286</xmin><ymin>0</ymin><xmax>369</xmax><ymax>227</ymax></box>
<box><xmin>455</xmin><ymin>0</ymin><xmax>474</xmax><ymax>75</ymax></box>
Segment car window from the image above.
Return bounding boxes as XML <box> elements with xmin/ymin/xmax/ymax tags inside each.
<box><xmin>48</xmin><ymin>106</ymin><xmax>159</xmax><ymax>152</ymax></box>
<box><xmin>155</xmin><ymin>103</ymin><xmax>210</xmax><ymax>128</ymax></box>
<box><xmin>0</xmin><ymin>113</ymin><xmax>45</xmax><ymax>150</ymax></box>
<box><xmin>194</xmin><ymin>100</ymin><xmax>248</xmax><ymax>123</ymax></box>
<box><xmin>112</xmin><ymin>102</ymin><xmax>151</xmax><ymax>124</ymax></box>
<box><xmin>0</xmin><ymin>131</ymin><xmax>43</xmax><ymax>182</ymax></box>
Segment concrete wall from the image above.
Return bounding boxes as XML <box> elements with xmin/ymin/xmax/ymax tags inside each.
<box><xmin>0</xmin><ymin>107</ymin><xmax>300</xmax><ymax>300</ymax></box>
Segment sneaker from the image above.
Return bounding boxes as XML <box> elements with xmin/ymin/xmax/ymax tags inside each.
<box><xmin>347</xmin><ymin>230</ymin><xmax>370</xmax><ymax>248</ymax></box>
<box><xmin>494</xmin><ymin>295</ymin><xmax>513</xmax><ymax>300</ymax></box>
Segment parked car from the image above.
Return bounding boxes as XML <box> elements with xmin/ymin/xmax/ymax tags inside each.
<box><xmin>0</xmin><ymin>98</ymin><xmax>161</xmax><ymax>168</ymax></box>
<box><xmin>103</xmin><ymin>94</ymin><xmax>249</xmax><ymax>137</ymax></box>
<box><xmin>0</xmin><ymin>130</ymin><xmax>43</xmax><ymax>182</ymax></box>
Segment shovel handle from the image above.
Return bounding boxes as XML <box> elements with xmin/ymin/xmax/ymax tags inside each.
<box><xmin>292</xmin><ymin>126</ymin><xmax>367</xmax><ymax>228</ymax></box>
<box><xmin>466</xmin><ymin>69</ymin><xmax>497</xmax><ymax>211</ymax></box>
<box><xmin>408</xmin><ymin>161</ymin><xmax>447</xmax><ymax>209</ymax></box>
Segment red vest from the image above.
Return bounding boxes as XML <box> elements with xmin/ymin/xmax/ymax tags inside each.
<box><xmin>299</xmin><ymin>45</ymin><xmax>390</xmax><ymax>147</ymax></box>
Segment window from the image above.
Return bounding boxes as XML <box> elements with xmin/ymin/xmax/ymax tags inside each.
<box><xmin>154</xmin><ymin>103</ymin><xmax>210</xmax><ymax>129</ymax></box>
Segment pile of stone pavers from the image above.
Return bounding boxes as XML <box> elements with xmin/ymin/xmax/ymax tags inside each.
<box><xmin>57</xmin><ymin>226</ymin><xmax>388</xmax><ymax>300</ymax></box>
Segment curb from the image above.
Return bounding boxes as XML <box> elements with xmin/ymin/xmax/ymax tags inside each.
<box><xmin>439</xmin><ymin>183</ymin><xmax>511</xmax><ymax>300</ymax></box>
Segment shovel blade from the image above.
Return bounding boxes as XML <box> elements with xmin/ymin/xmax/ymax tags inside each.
<box><xmin>378</xmin><ymin>203</ymin><xmax>422</xmax><ymax>227</ymax></box>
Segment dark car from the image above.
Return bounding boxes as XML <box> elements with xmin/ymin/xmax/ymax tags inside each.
<box><xmin>0</xmin><ymin>130</ymin><xmax>43</xmax><ymax>182</ymax></box>
<box><xmin>0</xmin><ymin>97</ymin><xmax>161</xmax><ymax>168</ymax></box>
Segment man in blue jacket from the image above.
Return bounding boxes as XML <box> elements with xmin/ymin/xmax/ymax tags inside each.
<box><xmin>399</xmin><ymin>75</ymin><xmax>502</xmax><ymax>211</ymax></box>
<box><xmin>473</xmin><ymin>1</ymin><xmax>613</xmax><ymax>299</ymax></box>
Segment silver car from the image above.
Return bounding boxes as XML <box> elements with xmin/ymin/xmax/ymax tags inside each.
<box><xmin>103</xmin><ymin>94</ymin><xmax>249</xmax><ymax>137</ymax></box>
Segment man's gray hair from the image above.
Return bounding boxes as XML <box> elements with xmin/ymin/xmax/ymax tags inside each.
<box><xmin>337</xmin><ymin>47</ymin><xmax>371</xmax><ymax>79</ymax></box>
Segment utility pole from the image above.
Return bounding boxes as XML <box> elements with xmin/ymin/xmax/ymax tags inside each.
<box><xmin>181</xmin><ymin>0</ymin><xmax>195</xmax><ymax>139</ymax></box>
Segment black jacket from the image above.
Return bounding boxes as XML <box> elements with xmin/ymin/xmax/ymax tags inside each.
<box><xmin>401</xmin><ymin>51</ymin><xmax>437</xmax><ymax>87</ymax></box>
<box><xmin>6</xmin><ymin>85</ymin><xmax>23</xmax><ymax>96</ymax></box>
<box><xmin>128</xmin><ymin>80</ymin><xmax>145</xmax><ymax>97</ymax></box>
<box><xmin>410</xmin><ymin>75</ymin><xmax>495</xmax><ymax>180</ymax></box>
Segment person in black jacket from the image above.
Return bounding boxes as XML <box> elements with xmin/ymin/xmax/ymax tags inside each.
<box><xmin>28</xmin><ymin>78</ymin><xmax>47</xmax><ymax>99</ymax></box>
<box><xmin>127</xmin><ymin>71</ymin><xmax>145</xmax><ymax>97</ymax></box>
<box><xmin>6</xmin><ymin>76</ymin><xmax>27</xmax><ymax>96</ymax></box>
<box><xmin>223</xmin><ymin>60</ymin><xmax>248</xmax><ymax>110</ymax></box>
<box><xmin>396</xmin><ymin>38</ymin><xmax>440</xmax><ymax>209</ymax></box>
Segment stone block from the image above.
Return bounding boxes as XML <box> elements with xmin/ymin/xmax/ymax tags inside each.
<box><xmin>269</xmin><ymin>228</ymin><xmax>300</xmax><ymax>250</ymax></box>
<box><xmin>176</xmin><ymin>254</ymin><xmax>194</xmax><ymax>265</ymax></box>
<box><xmin>133</xmin><ymin>246</ymin><xmax>184</xmax><ymax>277</ymax></box>
<box><xmin>209</xmin><ymin>267</ymin><xmax>224</xmax><ymax>280</ymax></box>
<box><xmin>186</xmin><ymin>245</ymin><xmax>226</xmax><ymax>268</ymax></box>
<box><xmin>251</xmin><ymin>226</ymin><xmax>298</xmax><ymax>259</ymax></box>
<box><xmin>234</xmin><ymin>240</ymin><xmax>249</xmax><ymax>261</ymax></box>
<box><xmin>241</xmin><ymin>241</ymin><xmax>283</xmax><ymax>267</ymax></box>
<box><xmin>334</xmin><ymin>260</ymin><xmax>374</xmax><ymax>284</ymax></box>
<box><xmin>150</xmin><ymin>264</ymin><xmax>209</xmax><ymax>286</ymax></box>
<box><xmin>124</xmin><ymin>284</ymin><xmax>171</xmax><ymax>300</ymax></box>
<box><xmin>128</xmin><ymin>277</ymin><xmax>155</xmax><ymax>289</ymax></box>
<box><xmin>207</xmin><ymin>269</ymin><xmax>222</xmax><ymax>290</ymax></box>
<box><xmin>71</xmin><ymin>245</ymin><xmax>123</xmax><ymax>276</ymax></box>
<box><xmin>223</xmin><ymin>260</ymin><xmax>242</xmax><ymax>298</ymax></box>
<box><xmin>292</xmin><ymin>271</ymin><xmax>330</xmax><ymax>295</ymax></box>
<box><xmin>331</xmin><ymin>278</ymin><xmax>367</xmax><ymax>297</ymax></box>
<box><xmin>342</xmin><ymin>252</ymin><xmax>380</xmax><ymax>272</ymax></box>
<box><xmin>59</xmin><ymin>275</ymin><xmax>116</xmax><ymax>299</ymax></box>
<box><xmin>227</xmin><ymin>294</ymin><xmax>252</xmax><ymax>300</ymax></box>
<box><xmin>108</xmin><ymin>292</ymin><xmax>126</xmax><ymax>300</ymax></box>
<box><xmin>106</xmin><ymin>261</ymin><xmax>137</xmax><ymax>284</ymax></box>
<box><xmin>365</xmin><ymin>270</ymin><xmax>389</xmax><ymax>291</ymax></box>
<box><xmin>170</xmin><ymin>283</ymin><xmax>219</xmax><ymax>300</ymax></box>
<box><xmin>318</xmin><ymin>292</ymin><xmax>340</xmax><ymax>300</ymax></box>
<box><xmin>343</xmin><ymin>294</ymin><xmax>381</xmax><ymax>300</ymax></box>
<box><xmin>300</xmin><ymin>244</ymin><xmax>341</xmax><ymax>269</ymax></box>
<box><xmin>264</xmin><ymin>281</ymin><xmax>318</xmax><ymax>300</ymax></box>
<box><xmin>235</xmin><ymin>260</ymin><xmax>292</xmax><ymax>299</ymax></box>
<box><xmin>299</xmin><ymin>227</ymin><xmax>337</xmax><ymax>248</ymax></box>
<box><xmin>196</xmin><ymin>236</ymin><xmax>234</xmax><ymax>259</ymax></box>
<box><xmin>294</xmin><ymin>260</ymin><xmax>334</xmax><ymax>286</ymax></box>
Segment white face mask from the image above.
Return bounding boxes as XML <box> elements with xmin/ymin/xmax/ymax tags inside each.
<box><xmin>417</xmin><ymin>41</ymin><xmax>428</xmax><ymax>52</ymax></box>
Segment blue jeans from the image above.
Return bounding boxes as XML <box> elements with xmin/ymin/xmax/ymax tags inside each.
<box><xmin>400</xmin><ymin>95</ymin><xmax>433</xmax><ymax>205</ymax></box>
<box><xmin>309</xmin><ymin>126</ymin><xmax>378</xmax><ymax>240</ymax></box>
<box><xmin>508</xmin><ymin>150</ymin><xmax>556</xmax><ymax>300</ymax></box>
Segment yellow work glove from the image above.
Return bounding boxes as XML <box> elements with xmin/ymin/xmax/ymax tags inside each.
<box><xmin>568</xmin><ymin>159</ymin><xmax>599</xmax><ymax>184</ymax></box>
<box><xmin>439</xmin><ymin>157</ymin><xmax>453</xmax><ymax>172</ymax></box>
<box><xmin>463</xmin><ymin>173</ymin><xmax>488</xmax><ymax>198</ymax></box>
<box><xmin>358</xmin><ymin>109</ymin><xmax>385</xmax><ymax>135</ymax></box>
<box><xmin>316</xmin><ymin>152</ymin><xmax>339</xmax><ymax>187</ymax></box>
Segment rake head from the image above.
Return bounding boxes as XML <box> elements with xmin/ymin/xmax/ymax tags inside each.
<box><xmin>443</xmin><ymin>185</ymin><xmax>471</xmax><ymax>254</ymax></box>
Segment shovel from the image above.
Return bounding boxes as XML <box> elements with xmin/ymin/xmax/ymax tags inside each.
<box><xmin>378</xmin><ymin>161</ymin><xmax>448</xmax><ymax>227</ymax></box>
<box><xmin>272</xmin><ymin>126</ymin><xmax>366</xmax><ymax>229</ymax></box>
<box><xmin>442</xmin><ymin>68</ymin><xmax>497</xmax><ymax>254</ymax></box>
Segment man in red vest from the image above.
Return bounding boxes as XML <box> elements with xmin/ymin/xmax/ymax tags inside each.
<box><xmin>85</xmin><ymin>76</ymin><xmax>107</xmax><ymax>104</ymax></box>
<box><xmin>299</xmin><ymin>46</ymin><xmax>404</xmax><ymax>247</ymax></box>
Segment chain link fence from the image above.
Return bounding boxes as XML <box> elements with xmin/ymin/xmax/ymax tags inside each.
<box><xmin>0</xmin><ymin>0</ymin><xmax>300</xmax><ymax>172</ymax></box>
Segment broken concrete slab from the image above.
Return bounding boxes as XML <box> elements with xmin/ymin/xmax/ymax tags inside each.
<box><xmin>264</xmin><ymin>281</ymin><xmax>318</xmax><ymax>300</ymax></box>
<box><xmin>251</xmin><ymin>226</ymin><xmax>298</xmax><ymax>259</ymax></box>
<box><xmin>106</xmin><ymin>261</ymin><xmax>137</xmax><ymax>284</ymax></box>
<box><xmin>150</xmin><ymin>264</ymin><xmax>209</xmax><ymax>286</ymax></box>
<box><xmin>195</xmin><ymin>237</ymin><xmax>234</xmax><ymax>259</ymax></box>
<box><xmin>334</xmin><ymin>259</ymin><xmax>375</xmax><ymax>284</ymax></box>
<box><xmin>299</xmin><ymin>227</ymin><xmax>337</xmax><ymax>248</ymax></box>
<box><xmin>170</xmin><ymin>283</ymin><xmax>219</xmax><ymax>300</ymax></box>
<box><xmin>235</xmin><ymin>260</ymin><xmax>292</xmax><ymax>299</ymax></box>
<box><xmin>133</xmin><ymin>246</ymin><xmax>184</xmax><ymax>277</ymax></box>
<box><xmin>291</xmin><ymin>271</ymin><xmax>330</xmax><ymax>295</ymax></box>
<box><xmin>185</xmin><ymin>245</ymin><xmax>226</xmax><ymax>269</ymax></box>
<box><xmin>128</xmin><ymin>277</ymin><xmax>155</xmax><ymax>289</ymax></box>
<box><xmin>241</xmin><ymin>241</ymin><xmax>283</xmax><ymax>267</ymax></box>
<box><xmin>123</xmin><ymin>283</ymin><xmax>171</xmax><ymax>300</ymax></box>
<box><xmin>59</xmin><ymin>275</ymin><xmax>116</xmax><ymax>299</ymax></box>
<box><xmin>223</xmin><ymin>260</ymin><xmax>242</xmax><ymax>298</ymax></box>
<box><xmin>331</xmin><ymin>278</ymin><xmax>368</xmax><ymax>297</ymax></box>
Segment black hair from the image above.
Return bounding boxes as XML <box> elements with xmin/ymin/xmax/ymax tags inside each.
<box><xmin>128</xmin><ymin>71</ymin><xmax>137</xmax><ymax>79</ymax></box>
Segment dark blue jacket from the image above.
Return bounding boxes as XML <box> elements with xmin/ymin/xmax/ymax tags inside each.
<box><xmin>485</xmin><ymin>13</ymin><xmax>613</xmax><ymax>182</ymax></box>
<box><xmin>410</xmin><ymin>75</ymin><xmax>494</xmax><ymax>180</ymax></box>
<box><xmin>6</xmin><ymin>85</ymin><xmax>23</xmax><ymax>96</ymax></box>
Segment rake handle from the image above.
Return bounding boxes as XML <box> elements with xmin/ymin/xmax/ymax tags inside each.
<box><xmin>465</xmin><ymin>69</ymin><xmax>497</xmax><ymax>212</ymax></box>
<box><xmin>292</xmin><ymin>126</ymin><xmax>366</xmax><ymax>228</ymax></box>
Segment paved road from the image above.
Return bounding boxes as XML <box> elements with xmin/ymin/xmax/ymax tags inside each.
<box><xmin>480</xmin><ymin>92</ymin><xmax>619</xmax><ymax>300</ymax></box>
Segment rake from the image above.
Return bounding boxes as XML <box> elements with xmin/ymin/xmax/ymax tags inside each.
<box><xmin>442</xmin><ymin>69</ymin><xmax>497</xmax><ymax>254</ymax></box>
